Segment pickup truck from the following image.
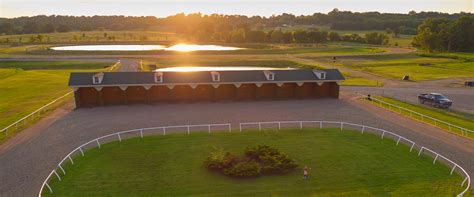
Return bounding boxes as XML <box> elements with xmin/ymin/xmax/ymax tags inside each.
<box><xmin>418</xmin><ymin>93</ymin><xmax>452</xmax><ymax>108</ymax></box>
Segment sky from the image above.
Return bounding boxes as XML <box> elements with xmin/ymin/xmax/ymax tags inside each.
<box><xmin>0</xmin><ymin>0</ymin><xmax>472</xmax><ymax>18</ymax></box>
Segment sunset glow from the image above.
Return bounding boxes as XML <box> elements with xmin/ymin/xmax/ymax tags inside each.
<box><xmin>165</xmin><ymin>44</ymin><xmax>243</xmax><ymax>52</ymax></box>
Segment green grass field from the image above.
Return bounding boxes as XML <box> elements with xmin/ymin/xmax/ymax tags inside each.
<box><xmin>331</xmin><ymin>53</ymin><xmax>474</xmax><ymax>81</ymax></box>
<box><xmin>370</xmin><ymin>97</ymin><xmax>474</xmax><ymax>139</ymax></box>
<box><xmin>0</xmin><ymin>31</ymin><xmax>179</xmax><ymax>44</ymax></box>
<box><xmin>43</xmin><ymin>128</ymin><xmax>467</xmax><ymax>196</ymax></box>
<box><xmin>0</xmin><ymin>61</ymin><xmax>113</xmax><ymax>142</ymax></box>
<box><xmin>0</xmin><ymin>61</ymin><xmax>114</xmax><ymax>70</ymax></box>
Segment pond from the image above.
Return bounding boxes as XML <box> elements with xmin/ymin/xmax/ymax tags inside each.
<box><xmin>155</xmin><ymin>66</ymin><xmax>294</xmax><ymax>72</ymax></box>
<box><xmin>50</xmin><ymin>44</ymin><xmax>243</xmax><ymax>51</ymax></box>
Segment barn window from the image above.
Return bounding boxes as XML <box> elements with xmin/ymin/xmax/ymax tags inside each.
<box><xmin>211</xmin><ymin>71</ymin><xmax>220</xmax><ymax>82</ymax></box>
<box><xmin>92</xmin><ymin>72</ymin><xmax>104</xmax><ymax>84</ymax></box>
<box><xmin>154</xmin><ymin>72</ymin><xmax>163</xmax><ymax>83</ymax></box>
<box><xmin>312</xmin><ymin>70</ymin><xmax>326</xmax><ymax>80</ymax></box>
<box><xmin>263</xmin><ymin>70</ymin><xmax>275</xmax><ymax>81</ymax></box>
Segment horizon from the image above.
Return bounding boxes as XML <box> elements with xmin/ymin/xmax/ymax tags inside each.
<box><xmin>1</xmin><ymin>0</ymin><xmax>472</xmax><ymax>18</ymax></box>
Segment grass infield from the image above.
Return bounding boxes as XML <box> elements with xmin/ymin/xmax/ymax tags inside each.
<box><xmin>371</xmin><ymin>97</ymin><xmax>474</xmax><ymax>139</ymax></box>
<box><xmin>43</xmin><ymin>128</ymin><xmax>467</xmax><ymax>196</ymax></box>
<box><xmin>0</xmin><ymin>61</ymin><xmax>113</xmax><ymax>142</ymax></box>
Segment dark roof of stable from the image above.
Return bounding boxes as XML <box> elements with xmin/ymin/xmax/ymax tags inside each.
<box><xmin>68</xmin><ymin>69</ymin><xmax>345</xmax><ymax>87</ymax></box>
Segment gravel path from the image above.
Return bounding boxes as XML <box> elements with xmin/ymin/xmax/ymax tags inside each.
<box><xmin>343</xmin><ymin>86</ymin><xmax>474</xmax><ymax>116</ymax></box>
<box><xmin>0</xmin><ymin>97</ymin><xmax>472</xmax><ymax>197</ymax></box>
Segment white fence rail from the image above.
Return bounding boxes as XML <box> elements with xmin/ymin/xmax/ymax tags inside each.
<box><xmin>38</xmin><ymin>121</ymin><xmax>471</xmax><ymax>197</ymax></box>
<box><xmin>360</xmin><ymin>94</ymin><xmax>473</xmax><ymax>137</ymax></box>
<box><xmin>1</xmin><ymin>92</ymin><xmax>73</xmax><ymax>136</ymax></box>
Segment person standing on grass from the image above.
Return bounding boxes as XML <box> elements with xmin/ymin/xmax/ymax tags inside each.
<box><xmin>303</xmin><ymin>165</ymin><xmax>311</xmax><ymax>180</ymax></box>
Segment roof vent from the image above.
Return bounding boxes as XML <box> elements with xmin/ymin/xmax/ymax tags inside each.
<box><xmin>312</xmin><ymin>69</ymin><xmax>326</xmax><ymax>80</ymax></box>
<box><xmin>211</xmin><ymin>71</ymin><xmax>220</xmax><ymax>82</ymax></box>
<box><xmin>263</xmin><ymin>70</ymin><xmax>275</xmax><ymax>81</ymax></box>
<box><xmin>92</xmin><ymin>72</ymin><xmax>104</xmax><ymax>84</ymax></box>
<box><xmin>154</xmin><ymin>72</ymin><xmax>163</xmax><ymax>83</ymax></box>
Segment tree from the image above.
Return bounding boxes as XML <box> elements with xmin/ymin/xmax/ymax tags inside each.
<box><xmin>328</xmin><ymin>32</ymin><xmax>341</xmax><ymax>41</ymax></box>
<box><xmin>365</xmin><ymin>32</ymin><xmax>389</xmax><ymax>45</ymax></box>
<box><xmin>57</xmin><ymin>24</ymin><xmax>71</xmax><ymax>32</ymax></box>
<box><xmin>270</xmin><ymin>30</ymin><xmax>284</xmax><ymax>43</ymax></box>
<box><xmin>293</xmin><ymin>30</ymin><xmax>309</xmax><ymax>43</ymax></box>
<box><xmin>23</xmin><ymin>22</ymin><xmax>39</xmax><ymax>34</ymax></box>
<box><xmin>245</xmin><ymin>30</ymin><xmax>265</xmax><ymax>42</ymax></box>
<box><xmin>231</xmin><ymin>28</ymin><xmax>246</xmax><ymax>43</ymax></box>
<box><xmin>41</xmin><ymin>23</ymin><xmax>55</xmax><ymax>33</ymax></box>
<box><xmin>413</xmin><ymin>18</ymin><xmax>450</xmax><ymax>52</ymax></box>
<box><xmin>282</xmin><ymin>32</ymin><xmax>293</xmax><ymax>43</ymax></box>
<box><xmin>0</xmin><ymin>22</ymin><xmax>15</xmax><ymax>34</ymax></box>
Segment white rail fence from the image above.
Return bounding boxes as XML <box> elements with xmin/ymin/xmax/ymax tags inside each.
<box><xmin>360</xmin><ymin>94</ymin><xmax>473</xmax><ymax>137</ymax></box>
<box><xmin>39</xmin><ymin>121</ymin><xmax>471</xmax><ymax>197</ymax></box>
<box><xmin>1</xmin><ymin>92</ymin><xmax>73</xmax><ymax>136</ymax></box>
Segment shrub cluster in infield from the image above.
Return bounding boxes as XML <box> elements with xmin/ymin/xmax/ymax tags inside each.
<box><xmin>43</xmin><ymin>128</ymin><xmax>467</xmax><ymax>196</ymax></box>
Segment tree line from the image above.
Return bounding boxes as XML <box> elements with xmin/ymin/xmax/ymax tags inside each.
<box><xmin>413</xmin><ymin>16</ymin><xmax>473</xmax><ymax>52</ymax></box>
<box><xmin>189</xmin><ymin>28</ymin><xmax>389</xmax><ymax>45</ymax></box>
<box><xmin>0</xmin><ymin>10</ymin><xmax>471</xmax><ymax>36</ymax></box>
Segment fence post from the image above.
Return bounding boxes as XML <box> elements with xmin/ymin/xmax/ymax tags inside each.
<box><xmin>118</xmin><ymin>133</ymin><xmax>122</xmax><ymax>142</ymax></box>
<box><xmin>140</xmin><ymin>129</ymin><xmax>143</xmax><ymax>138</ymax></box>
<box><xmin>45</xmin><ymin>182</ymin><xmax>53</xmax><ymax>193</ymax></box>
<box><xmin>239</xmin><ymin>124</ymin><xmax>242</xmax><ymax>132</ymax></box>
<box><xmin>258</xmin><ymin>123</ymin><xmax>261</xmax><ymax>131</ymax></box>
<box><xmin>163</xmin><ymin>127</ymin><xmax>166</xmax><ymax>135</ymax></box>
<box><xmin>79</xmin><ymin>147</ymin><xmax>84</xmax><ymax>156</ymax></box>
<box><xmin>96</xmin><ymin>139</ymin><xmax>101</xmax><ymax>148</ymax></box>
<box><xmin>450</xmin><ymin>165</ymin><xmax>456</xmax><ymax>175</ymax></box>
<box><xmin>58</xmin><ymin>165</ymin><xmax>66</xmax><ymax>175</ymax></box>
<box><xmin>461</xmin><ymin>177</ymin><xmax>468</xmax><ymax>186</ymax></box>
<box><xmin>410</xmin><ymin>143</ymin><xmax>415</xmax><ymax>152</ymax></box>
<box><xmin>228</xmin><ymin>124</ymin><xmax>231</xmax><ymax>132</ymax></box>
<box><xmin>340</xmin><ymin>122</ymin><xmax>343</xmax><ymax>131</ymax></box>
<box><xmin>68</xmin><ymin>155</ymin><xmax>74</xmax><ymax>165</ymax></box>
<box><xmin>381</xmin><ymin>131</ymin><xmax>385</xmax><ymax>139</ymax></box>
<box><xmin>299</xmin><ymin>122</ymin><xmax>303</xmax><ymax>130</ymax></box>
<box><xmin>208</xmin><ymin>125</ymin><xmax>211</xmax><ymax>134</ymax></box>
<box><xmin>53</xmin><ymin>170</ymin><xmax>62</xmax><ymax>181</ymax></box>
<box><xmin>278</xmin><ymin>122</ymin><xmax>281</xmax><ymax>130</ymax></box>
<box><xmin>433</xmin><ymin>154</ymin><xmax>438</xmax><ymax>164</ymax></box>
<box><xmin>418</xmin><ymin>147</ymin><xmax>424</xmax><ymax>156</ymax></box>
<box><xmin>361</xmin><ymin>126</ymin><xmax>365</xmax><ymax>134</ymax></box>
<box><xmin>187</xmin><ymin>126</ymin><xmax>190</xmax><ymax>134</ymax></box>
<box><xmin>396</xmin><ymin>137</ymin><xmax>401</xmax><ymax>145</ymax></box>
<box><xmin>319</xmin><ymin>121</ymin><xmax>322</xmax><ymax>129</ymax></box>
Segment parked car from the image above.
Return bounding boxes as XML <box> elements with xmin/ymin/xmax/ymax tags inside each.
<box><xmin>418</xmin><ymin>93</ymin><xmax>452</xmax><ymax>108</ymax></box>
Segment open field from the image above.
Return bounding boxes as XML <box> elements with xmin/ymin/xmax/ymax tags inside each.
<box><xmin>0</xmin><ymin>61</ymin><xmax>113</xmax><ymax>70</ymax></box>
<box><xmin>0</xmin><ymin>61</ymin><xmax>114</xmax><ymax>142</ymax></box>
<box><xmin>341</xmin><ymin>75</ymin><xmax>383</xmax><ymax>87</ymax></box>
<box><xmin>43</xmin><ymin>128</ymin><xmax>466</xmax><ymax>196</ymax></box>
<box><xmin>313</xmin><ymin>53</ymin><xmax>474</xmax><ymax>81</ymax></box>
<box><xmin>0</xmin><ymin>31</ymin><xmax>179</xmax><ymax>44</ymax></box>
<box><xmin>370</xmin><ymin>96</ymin><xmax>474</xmax><ymax>139</ymax></box>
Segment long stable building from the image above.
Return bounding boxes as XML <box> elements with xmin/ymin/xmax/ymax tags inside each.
<box><xmin>68</xmin><ymin>69</ymin><xmax>345</xmax><ymax>108</ymax></box>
